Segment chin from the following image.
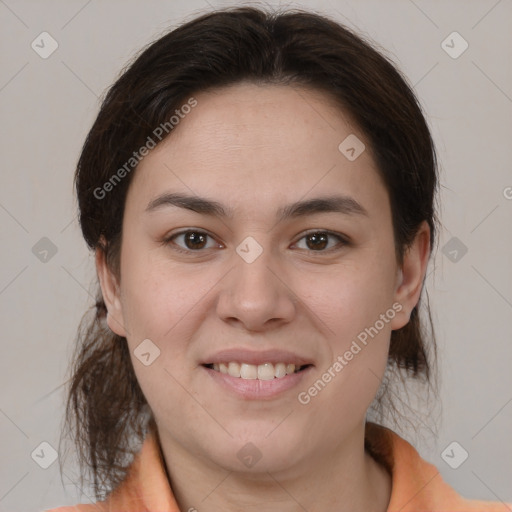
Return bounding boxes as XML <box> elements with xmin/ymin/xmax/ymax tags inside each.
<box><xmin>204</xmin><ymin>423</ymin><xmax>305</xmax><ymax>474</ymax></box>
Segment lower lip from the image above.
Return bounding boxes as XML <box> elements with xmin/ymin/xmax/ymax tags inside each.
<box><xmin>203</xmin><ymin>366</ymin><xmax>313</xmax><ymax>400</ymax></box>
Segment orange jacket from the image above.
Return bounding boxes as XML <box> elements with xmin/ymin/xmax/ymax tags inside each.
<box><xmin>46</xmin><ymin>423</ymin><xmax>511</xmax><ymax>511</ymax></box>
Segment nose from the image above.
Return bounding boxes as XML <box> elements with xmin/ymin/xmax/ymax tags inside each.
<box><xmin>216</xmin><ymin>243</ymin><xmax>297</xmax><ymax>332</ymax></box>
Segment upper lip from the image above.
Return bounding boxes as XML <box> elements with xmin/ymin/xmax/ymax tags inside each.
<box><xmin>201</xmin><ymin>348</ymin><xmax>314</xmax><ymax>367</ymax></box>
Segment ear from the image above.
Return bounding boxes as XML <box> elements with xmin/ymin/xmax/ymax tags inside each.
<box><xmin>95</xmin><ymin>244</ymin><xmax>127</xmax><ymax>337</ymax></box>
<box><xmin>390</xmin><ymin>220</ymin><xmax>431</xmax><ymax>330</ymax></box>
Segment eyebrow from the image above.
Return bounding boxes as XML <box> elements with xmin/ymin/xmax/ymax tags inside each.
<box><xmin>145</xmin><ymin>192</ymin><xmax>368</xmax><ymax>221</ymax></box>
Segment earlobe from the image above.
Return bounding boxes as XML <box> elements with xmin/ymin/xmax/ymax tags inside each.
<box><xmin>95</xmin><ymin>246</ymin><xmax>127</xmax><ymax>337</ymax></box>
<box><xmin>390</xmin><ymin>221</ymin><xmax>431</xmax><ymax>331</ymax></box>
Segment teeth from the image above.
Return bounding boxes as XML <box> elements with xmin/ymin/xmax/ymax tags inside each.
<box><xmin>257</xmin><ymin>363</ymin><xmax>275</xmax><ymax>381</ymax></box>
<box><xmin>240</xmin><ymin>363</ymin><xmax>258</xmax><ymax>379</ymax></box>
<box><xmin>275</xmin><ymin>362</ymin><xmax>286</xmax><ymax>378</ymax></box>
<box><xmin>228</xmin><ymin>362</ymin><xmax>241</xmax><ymax>378</ymax></box>
<box><xmin>211</xmin><ymin>361</ymin><xmax>301</xmax><ymax>380</ymax></box>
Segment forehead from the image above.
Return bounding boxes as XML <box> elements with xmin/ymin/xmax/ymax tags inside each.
<box><xmin>127</xmin><ymin>82</ymin><xmax>389</xmax><ymax>219</ymax></box>
<box><xmin>170</xmin><ymin>82</ymin><xmax>361</xmax><ymax>154</ymax></box>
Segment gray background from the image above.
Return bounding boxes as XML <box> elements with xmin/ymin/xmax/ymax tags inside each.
<box><xmin>0</xmin><ymin>0</ymin><xmax>511</xmax><ymax>510</ymax></box>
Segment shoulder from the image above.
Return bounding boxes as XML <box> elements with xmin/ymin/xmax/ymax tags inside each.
<box><xmin>44</xmin><ymin>505</ymin><xmax>107</xmax><ymax>512</ymax></box>
<box><xmin>451</xmin><ymin>498</ymin><xmax>512</xmax><ymax>512</ymax></box>
<box><xmin>365</xmin><ymin>422</ymin><xmax>512</xmax><ymax>512</ymax></box>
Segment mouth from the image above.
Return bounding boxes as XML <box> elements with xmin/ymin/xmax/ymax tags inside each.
<box><xmin>200</xmin><ymin>348</ymin><xmax>314</xmax><ymax>399</ymax></box>
<box><xmin>202</xmin><ymin>362</ymin><xmax>313</xmax><ymax>380</ymax></box>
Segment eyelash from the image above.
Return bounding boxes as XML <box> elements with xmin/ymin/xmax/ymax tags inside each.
<box><xmin>162</xmin><ymin>229</ymin><xmax>350</xmax><ymax>255</ymax></box>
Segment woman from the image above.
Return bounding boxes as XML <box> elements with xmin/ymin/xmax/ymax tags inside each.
<box><xmin>48</xmin><ymin>6</ymin><xmax>510</xmax><ymax>512</ymax></box>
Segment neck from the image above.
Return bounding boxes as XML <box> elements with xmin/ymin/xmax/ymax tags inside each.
<box><xmin>157</xmin><ymin>422</ymin><xmax>391</xmax><ymax>512</ymax></box>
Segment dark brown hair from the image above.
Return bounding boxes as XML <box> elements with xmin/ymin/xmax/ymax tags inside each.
<box><xmin>60</xmin><ymin>5</ymin><xmax>439</xmax><ymax>500</ymax></box>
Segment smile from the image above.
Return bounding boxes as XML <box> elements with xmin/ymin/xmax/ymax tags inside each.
<box><xmin>204</xmin><ymin>362</ymin><xmax>310</xmax><ymax>380</ymax></box>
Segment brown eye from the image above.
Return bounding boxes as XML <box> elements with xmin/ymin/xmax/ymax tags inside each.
<box><xmin>294</xmin><ymin>231</ymin><xmax>348</xmax><ymax>252</ymax></box>
<box><xmin>165</xmin><ymin>230</ymin><xmax>218</xmax><ymax>252</ymax></box>
<box><xmin>305</xmin><ymin>232</ymin><xmax>329</xmax><ymax>250</ymax></box>
<box><xmin>185</xmin><ymin>232</ymin><xmax>206</xmax><ymax>249</ymax></box>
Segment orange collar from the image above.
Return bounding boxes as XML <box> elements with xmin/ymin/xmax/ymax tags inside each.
<box><xmin>49</xmin><ymin>422</ymin><xmax>510</xmax><ymax>511</ymax></box>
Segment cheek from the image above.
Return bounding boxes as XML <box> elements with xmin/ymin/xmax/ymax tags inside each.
<box><xmin>119</xmin><ymin>233</ymin><xmax>397</xmax><ymax>352</ymax></box>
<box><xmin>300</xmin><ymin>257</ymin><xmax>397</xmax><ymax>340</ymax></box>
<box><xmin>297</xmin><ymin>272</ymin><xmax>393</xmax><ymax>432</ymax></box>
<box><xmin>119</xmin><ymin>243</ymin><xmax>211</xmax><ymax>341</ymax></box>
<box><xmin>118</xmin><ymin>252</ymin><xmax>213</xmax><ymax>427</ymax></box>
<box><xmin>294</xmin><ymin>252</ymin><xmax>395</xmax><ymax>399</ymax></box>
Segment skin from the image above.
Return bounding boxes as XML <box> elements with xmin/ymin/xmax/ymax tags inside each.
<box><xmin>97</xmin><ymin>82</ymin><xmax>431</xmax><ymax>512</ymax></box>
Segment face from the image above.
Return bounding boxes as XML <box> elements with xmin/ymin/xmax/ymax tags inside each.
<box><xmin>98</xmin><ymin>82</ymin><xmax>429</xmax><ymax>474</ymax></box>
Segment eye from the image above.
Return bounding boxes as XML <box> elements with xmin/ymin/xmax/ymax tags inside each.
<box><xmin>163</xmin><ymin>229</ymin><xmax>221</xmax><ymax>253</ymax></box>
<box><xmin>293</xmin><ymin>230</ymin><xmax>349</xmax><ymax>252</ymax></box>
<box><xmin>163</xmin><ymin>229</ymin><xmax>349</xmax><ymax>255</ymax></box>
